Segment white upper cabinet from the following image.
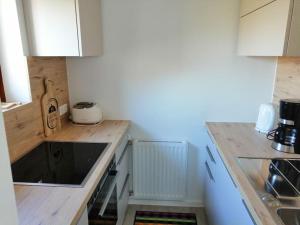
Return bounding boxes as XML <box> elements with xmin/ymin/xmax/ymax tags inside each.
<box><xmin>240</xmin><ymin>0</ymin><xmax>274</xmax><ymax>16</ymax></box>
<box><xmin>22</xmin><ymin>0</ymin><xmax>102</xmax><ymax>57</ymax></box>
<box><xmin>238</xmin><ymin>0</ymin><xmax>300</xmax><ymax>56</ymax></box>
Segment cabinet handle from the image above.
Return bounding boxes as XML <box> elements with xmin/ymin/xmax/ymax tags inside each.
<box><xmin>227</xmin><ymin>168</ymin><xmax>237</xmax><ymax>188</ymax></box>
<box><xmin>205</xmin><ymin>161</ymin><xmax>215</xmax><ymax>182</ymax></box>
<box><xmin>206</xmin><ymin>145</ymin><xmax>216</xmax><ymax>164</ymax></box>
<box><xmin>207</xmin><ymin>145</ymin><xmax>237</xmax><ymax>188</ymax></box>
<box><xmin>119</xmin><ymin>174</ymin><xmax>130</xmax><ymax>200</ymax></box>
<box><xmin>207</xmin><ymin>135</ymin><xmax>237</xmax><ymax>188</ymax></box>
<box><xmin>242</xmin><ymin>200</ymin><xmax>257</xmax><ymax>225</ymax></box>
<box><xmin>98</xmin><ymin>173</ymin><xmax>118</xmax><ymax>216</ymax></box>
<box><xmin>117</xmin><ymin>141</ymin><xmax>130</xmax><ymax>165</ymax></box>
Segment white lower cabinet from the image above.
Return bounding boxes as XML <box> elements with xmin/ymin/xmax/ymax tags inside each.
<box><xmin>117</xmin><ymin>173</ymin><xmax>130</xmax><ymax>225</ymax></box>
<box><xmin>77</xmin><ymin>207</ymin><xmax>89</xmax><ymax>225</ymax></box>
<box><xmin>76</xmin><ymin>135</ymin><xmax>130</xmax><ymax>225</ymax></box>
<box><xmin>116</xmin><ymin>136</ymin><xmax>130</xmax><ymax>225</ymax></box>
<box><xmin>204</xmin><ymin>133</ymin><xmax>256</xmax><ymax>225</ymax></box>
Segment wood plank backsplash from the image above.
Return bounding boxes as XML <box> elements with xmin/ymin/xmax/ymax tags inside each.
<box><xmin>273</xmin><ymin>57</ymin><xmax>300</xmax><ymax>104</ymax></box>
<box><xmin>3</xmin><ymin>57</ymin><xmax>299</xmax><ymax>162</ymax></box>
<box><xmin>3</xmin><ymin>57</ymin><xmax>70</xmax><ymax>163</ymax></box>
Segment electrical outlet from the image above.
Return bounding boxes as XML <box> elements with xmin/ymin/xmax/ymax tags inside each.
<box><xmin>59</xmin><ymin>104</ymin><xmax>68</xmax><ymax>116</ymax></box>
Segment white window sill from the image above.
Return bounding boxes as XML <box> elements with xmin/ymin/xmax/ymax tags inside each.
<box><xmin>1</xmin><ymin>102</ymin><xmax>25</xmax><ymax>113</ymax></box>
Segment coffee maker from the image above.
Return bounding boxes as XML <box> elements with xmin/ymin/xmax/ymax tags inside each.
<box><xmin>269</xmin><ymin>99</ymin><xmax>300</xmax><ymax>154</ymax></box>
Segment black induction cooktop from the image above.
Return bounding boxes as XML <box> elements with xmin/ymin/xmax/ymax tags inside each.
<box><xmin>11</xmin><ymin>141</ymin><xmax>110</xmax><ymax>187</ymax></box>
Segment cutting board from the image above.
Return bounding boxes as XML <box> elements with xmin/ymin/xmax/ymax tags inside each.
<box><xmin>41</xmin><ymin>78</ymin><xmax>61</xmax><ymax>137</ymax></box>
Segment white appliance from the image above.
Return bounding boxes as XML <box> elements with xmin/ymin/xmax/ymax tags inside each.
<box><xmin>255</xmin><ymin>103</ymin><xmax>276</xmax><ymax>133</ymax></box>
<box><xmin>71</xmin><ymin>102</ymin><xmax>102</xmax><ymax>124</ymax></box>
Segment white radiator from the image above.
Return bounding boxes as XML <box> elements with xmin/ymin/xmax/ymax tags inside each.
<box><xmin>132</xmin><ymin>140</ymin><xmax>188</xmax><ymax>201</ymax></box>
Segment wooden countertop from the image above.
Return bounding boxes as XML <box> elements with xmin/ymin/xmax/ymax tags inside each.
<box><xmin>14</xmin><ymin>120</ymin><xmax>130</xmax><ymax>225</ymax></box>
<box><xmin>206</xmin><ymin>122</ymin><xmax>300</xmax><ymax>225</ymax></box>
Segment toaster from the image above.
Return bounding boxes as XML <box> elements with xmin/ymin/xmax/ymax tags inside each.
<box><xmin>71</xmin><ymin>102</ymin><xmax>102</xmax><ymax>124</ymax></box>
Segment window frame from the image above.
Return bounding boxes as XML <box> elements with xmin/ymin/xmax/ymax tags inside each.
<box><xmin>0</xmin><ymin>66</ymin><xmax>6</xmax><ymax>102</ymax></box>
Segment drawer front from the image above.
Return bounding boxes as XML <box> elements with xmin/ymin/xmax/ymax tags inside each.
<box><xmin>115</xmin><ymin>134</ymin><xmax>129</xmax><ymax>163</ymax></box>
<box><xmin>117</xmin><ymin>174</ymin><xmax>129</xmax><ymax>225</ymax></box>
<box><xmin>117</xmin><ymin>145</ymin><xmax>129</xmax><ymax>197</ymax></box>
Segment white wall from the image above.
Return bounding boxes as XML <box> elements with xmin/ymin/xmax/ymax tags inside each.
<box><xmin>67</xmin><ymin>0</ymin><xmax>277</xmax><ymax>204</ymax></box>
<box><xmin>0</xmin><ymin>0</ymin><xmax>31</xmax><ymax>103</ymax></box>
<box><xmin>0</xmin><ymin>103</ymin><xmax>19</xmax><ymax>225</ymax></box>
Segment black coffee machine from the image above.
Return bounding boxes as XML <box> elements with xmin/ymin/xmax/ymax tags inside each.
<box><xmin>269</xmin><ymin>99</ymin><xmax>300</xmax><ymax>154</ymax></box>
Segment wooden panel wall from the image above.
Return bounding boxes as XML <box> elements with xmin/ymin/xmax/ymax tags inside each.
<box><xmin>3</xmin><ymin>57</ymin><xmax>69</xmax><ymax>162</ymax></box>
<box><xmin>273</xmin><ymin>57</ymin><xmax>300</xmax><ymax>104</ymax></box>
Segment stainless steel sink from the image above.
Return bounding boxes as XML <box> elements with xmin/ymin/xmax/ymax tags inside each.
<box><xmin>237</xmin><ymin>157</ymin><xmax>300</xmax><ymax>225</ymax></box>
<box><xmin>277</xmin><ymin>208</ymin><xmax>300</xmax><ymax>225</ymax></box>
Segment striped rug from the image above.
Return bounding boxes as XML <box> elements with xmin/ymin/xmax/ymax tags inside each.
<box><xmin>134</xmin><ymin>211</ymin><xmax>197</xmax><ymax>225</ymax></box>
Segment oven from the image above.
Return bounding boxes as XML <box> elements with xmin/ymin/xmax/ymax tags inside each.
<box><xmin>87</xmin><ymin>157</ymin><xmax>118</xmax><ymax>225</ymax></box>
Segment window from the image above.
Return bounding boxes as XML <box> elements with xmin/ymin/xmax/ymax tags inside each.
<box><xmin>0</xmin><ymin>0</ymin><xmax>31</xmax><ymax>105</ymax></box>
<box><xmin>0</xmin><ymin>67</ymin><xmax>6</xmax><ymax>102</ymax></box>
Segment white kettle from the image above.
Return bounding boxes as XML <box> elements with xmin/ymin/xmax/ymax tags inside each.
<box><xmin>255</xmin><ymin>103</ymin><xmax>276</xmax><ymax>133</ymax></box>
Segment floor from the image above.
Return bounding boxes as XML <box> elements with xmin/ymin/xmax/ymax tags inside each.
<box><xmin>123</xmin><ymin>205</ymin><xmax>208</xmax><ymax>225</ymax></box>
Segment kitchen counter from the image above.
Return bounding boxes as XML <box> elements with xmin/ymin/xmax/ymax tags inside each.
<box><xmin>206</xmin><ymin>122</ymin><xmax>300</xmax><ymax>225</ymax></box>
<box><xmin>14</xmin><ymin>120</ymin><xmax>130</xmax><ymax>225</ymax></box>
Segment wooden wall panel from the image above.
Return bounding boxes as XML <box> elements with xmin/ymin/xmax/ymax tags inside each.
<box><xmin>3</xmin><ymin>57</ymin><xmax>69</xmax><ymax>162</ymax></box>
<box><xmin>273</xmin><ymin>57</ymin><xmax>300</xmax><ymax>104</ymax></box>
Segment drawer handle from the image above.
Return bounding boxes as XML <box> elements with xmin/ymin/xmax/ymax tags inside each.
<box><xmin>207</xmin><ymin>144</ymin><xmax>237</xmax><ymax>188</ymax></box>
<box><xmin>242</xmin><ymin>200</ymin><xmax>257</xmax><ymax>225</ymax></box>
<box><xmin>206</xmin><ymin>145</ymin><xmax>216</xmax><ymax>164</ymax></box>
<box><xmin>98</xmin><ymin>174</ymin><xmax>118</xmax><ymax>216</ymax></box>
<box><xmin>205</xmin><ymin>161</ymin><xmax>214</xmax><ymax>182</ymax></box>
<box><xmin>119</xmin><ymin>174</ymin><xmax>130</xmax><ymax>200</ymax></box>
<box><xmin>117</xmin><ymin>141</ymin><xmax>131</xmax><ymax>165</ymax></box>
<box><xmin>227</xmin><ymin>168</ymin><xmax>237</xmax><ymax>188</ymax></box>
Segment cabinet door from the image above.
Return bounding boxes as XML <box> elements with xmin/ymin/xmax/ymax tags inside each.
<box><xmin>240</xmin><ymin>0</ymin><xmax>275</xmax><ymax>17</ymax></box>
<box><xmin>214</xmin><ymin>162</ymin><xmax>255</xmax><ymax>225</ymax></box>
<box><xmin>204</xmin><ymin>134</ymin><xmax>256</xmax><ymax>225</ymax></box>
<box><xmin>286</xmin><ymin>0</ymin><xmax>300</xmax><ymax>56</ymax></box>
<box><xmin>76</xmin><ymin>0</ymin><xmax>102</xmax><ymax>56</ymax></box>
<box><xmin>238</xmin><ymin>0</ymin><xmax>292</xmax><ymax>56</ymax></box>
<box><xmin>23</xmin><ymin>0</ymin><xmax>80</xmax><ymax>56</ymax></box>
